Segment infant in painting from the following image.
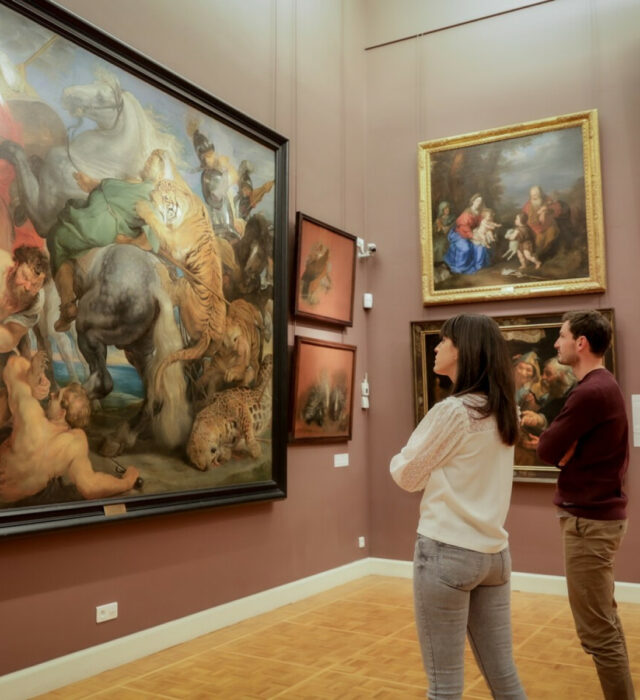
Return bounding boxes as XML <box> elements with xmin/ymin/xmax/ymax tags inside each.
<box><xmin>472</xmin><ymin>208</ymin><xmax>501</xmax><ymax>248</ymax></box>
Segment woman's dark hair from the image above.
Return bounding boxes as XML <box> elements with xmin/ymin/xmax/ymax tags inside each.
<box><xmin>440</xmin><ymin>314</ymin><xmax>518</xmax><ymax>445</ymax></box>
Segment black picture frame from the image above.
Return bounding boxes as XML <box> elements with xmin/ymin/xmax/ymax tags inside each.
<box><xmin>0</xmin><ymin>0</ymin><xmax>288</xmax><ymax>534</ymax></box>
<box><xmin>290</xmin><ymin>336</ymin><xmax>356</xmax><ymax>443</ymax></box>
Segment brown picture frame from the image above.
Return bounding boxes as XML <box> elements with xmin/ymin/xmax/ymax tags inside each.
<box><xmin>290</xmin><ymin>336</ymin><xmax>356</xmax><ymax>443</ymax></box>
<box><xmin>293</xmin><ymin>212</ymin><xmax>356</xmax><ymax>327</ymax></box>
<box><xmin>411</xmin><ymin>310</ymin><xmax>616</xmax><ymax>483</ymax></box>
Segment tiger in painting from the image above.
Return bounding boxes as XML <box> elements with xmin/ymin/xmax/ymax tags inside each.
<box><xmin>135</xmin><ymin>177</ymin><xmax>238</xmax><ymax>394</ymax></box>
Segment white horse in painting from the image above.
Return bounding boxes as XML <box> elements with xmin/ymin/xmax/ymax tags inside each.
<box><xmin>0</xmin><ymin>68</ymin><xmax>183</xmax><ymax>383</ymax></box>
<box><xmin>0</xmin><ymin>67</ymin><xmax>183</xmax><ymax>232</ymax></box>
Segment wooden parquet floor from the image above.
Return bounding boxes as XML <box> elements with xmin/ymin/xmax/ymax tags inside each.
<box><xmin>34</xmin><ymin>576</ymin><xmax>640</xmax><ymax>699</ymax></box>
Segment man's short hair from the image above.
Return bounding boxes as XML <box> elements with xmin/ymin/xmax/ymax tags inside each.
<box><xmin>13</xmin><ymin>246</ymin><xmax>51</xmax><ymax>283</ymax></box>
<box><xmin>562</xmin><ymin>310</ymin><xmax>612</xmax><ymax>357</ymax></box>
<box><xmin>61</xmin><ymin>383</ymin><xmax>91</xmax><ymax>429</ymax></box>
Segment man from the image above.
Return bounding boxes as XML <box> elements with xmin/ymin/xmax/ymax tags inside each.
<box><xmin>521</xmin><ymin>357</ymin><xmax>576</xmax><ymax>435</ymax></box>
<box><xmin>191</xmin><ymin>128</ymin><xmax>245</xmax><ymax>240</ymax></box>
<box><xmin>513</xmin><ymin>350</ymin><xmax>540</xmax><ymax>407</ymax></box>
<box><xmin>47</xmin><ymin>149</ymin><xmax>169</xmax><ymax>331</ymax></box>
<box><xmin>0</xmin><ymin>244</ymin><xmax>48</xmax><ymax>353</ymax></box>
<box><xmin>0</xmin><ymin>353</ymin><xmax>140</xmax><ymax>503</ymax></box>
<box><xmin>537</xmin><ymin>310</ymin><xmax>634</xmax><ymax>700</ymax></box>
<box><xmin>0</xmin><ymin>349</ymin><xmax>48</xmax><ymax>427</ymax></box>
<box><xmin>234</xmin><ymin>159</ymin><xmax>274</xmax><ymax>222</ymax></box>
<box><xmin>521</xmin><ymin>185</ymin><xmax>563</xmax><ymax>257</ymax></box>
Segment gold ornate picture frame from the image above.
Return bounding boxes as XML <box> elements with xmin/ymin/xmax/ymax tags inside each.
<box><xmin>418</xmin><ymin>111</ymin><xmax>605</xmax><ymax>305</ymax></box>
<box><xmin>411</xmin><ymin>310</ymin><xmax>616</xmax><ymax>483</ymax></box>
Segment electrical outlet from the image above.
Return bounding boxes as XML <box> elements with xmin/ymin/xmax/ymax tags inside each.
<box><xmin>358</xmin><ymin>536</ymin><xmax>366</xmax><ymax>548</ymax></box>
<box><xmin>96</xmin><ymin>602</ymin><xmax>118</xmax><ymax>623</ymax></box>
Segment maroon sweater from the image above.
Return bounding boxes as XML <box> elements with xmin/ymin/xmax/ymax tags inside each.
<box><xmin>537</xmin><ymin>368</ymin><xmax>628</xmax><ymax>520</ymax></box>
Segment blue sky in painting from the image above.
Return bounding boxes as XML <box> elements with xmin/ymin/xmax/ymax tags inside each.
<box><xmin>494</xmin><ymin>128</ymin><xmax>585</xmax><ymax>204</ymax></box>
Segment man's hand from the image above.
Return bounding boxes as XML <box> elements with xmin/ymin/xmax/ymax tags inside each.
<box><xmin>520</xmin><ymin>433</ymin><xmax>539</xmax><ymax>451</ymax></box>
<box><xmin>115</xmin><ymin>232</ymin><xmax>152</xmax><ymax>250</ymax></box>
<box><xmin>559</xmin><ymin>440</ymin><xmax>578</xmax><ymax>467</ymax></box>
<box><xmin>73</xmin><ymin>171</ymin><xmax>100</xmax><ymax>193</ymax></box>
<box><xmin>121</xmin><ymin>466</ymin><xmax>141</xmax><ymax>490</ymax></box>
<box><xmin>28</xmin><ymin>350</ymin><xmax>50</xmax><ymax>400</ymax></box>
<box><xmin>233</xmin><ymin>218</ymin><xmax>246</xmax><ymax>237</ymax></box>
<box><xmin>521</xmin><ymin>410</ymin><xmax>545</xmax><ymax>430</ymax></box>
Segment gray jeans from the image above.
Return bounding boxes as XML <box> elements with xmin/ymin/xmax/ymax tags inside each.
<box><xmin>413</xmin><ymin>535</ymin><xmax>526</xmax><ymax>699</ymax></box>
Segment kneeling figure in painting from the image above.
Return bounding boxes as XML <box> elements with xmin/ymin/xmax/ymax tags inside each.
<box><xmin>0</xmin><ymin>355</ymin><xmax>139</xmax><ymax>503</ymax></box>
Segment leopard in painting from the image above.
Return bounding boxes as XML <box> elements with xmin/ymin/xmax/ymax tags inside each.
<box><xmin>186</xmin><ymin>355</ymin><xmax>273</xmax><ymax>470</ymax></box>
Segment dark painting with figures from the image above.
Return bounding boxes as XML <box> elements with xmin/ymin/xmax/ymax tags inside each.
<box><xmin>418</xmin><ymin>112</ymin><xmax>605</xmax><ymax>305</ymax></box>
<box><xmin>0</xmin><ymin>1</ymin><xmax>287</xmax><ymax>532</ymax></box>
<box><xmin>411</xmin><ymin>311</ymin><xmax>615</xmax><ymax>482</ymax></box>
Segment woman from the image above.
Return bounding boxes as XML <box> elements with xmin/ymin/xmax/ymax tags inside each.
<box><xmin>443</xmin><ymin>193</ymin><xmax>492</xmax><ymax>274</ymax></box>
<box><xmin>390</xmin><ymin>314</ymin><xmax>526</xmax><ymax>699</ymax></box>
<box><xmin>433</xmin><ymin>200</ymin><xmax>455</xmax><ymax>264</ymax></box>
<box><xmin>513</xmin><ymin>350</ymin><xmax>540</xmax><ymax>408</ymax></box>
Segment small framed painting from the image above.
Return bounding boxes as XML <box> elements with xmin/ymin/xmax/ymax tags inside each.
<box><xmin>290</xmin><ymin>336</ymin><xmax>356</xmax><ymax>443</ymax></box>
<box><xmin>293</xmin><ymin>212</ymin><xmax>356</xmax><ymax>327</ymax></box>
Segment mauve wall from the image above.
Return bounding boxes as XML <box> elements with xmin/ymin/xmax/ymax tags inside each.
<box><xmin>366</xmin><ymin>0</ymin><xmax>640</xmax><ymax>580</ymax></box>
<box><xmin>3</xmin><ymin>0</ymin><xmax>640</xmax><ymax>679</ymax></box>
<box><xmin>1</xmin><ymin>0</ymin><xmax>369</xmax><ymax>675</ymax></box>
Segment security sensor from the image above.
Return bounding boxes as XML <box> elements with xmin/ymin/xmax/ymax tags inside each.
<box><xmin>357</xmin><ymin>237</ymin><xmax>378</xmax><ymax>259</ymax></box>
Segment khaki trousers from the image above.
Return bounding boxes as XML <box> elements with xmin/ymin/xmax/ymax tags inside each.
<box><xmin>561</xmin><ymin>515</ymin><xmax>635</xmax><ymax>699</ymax></box>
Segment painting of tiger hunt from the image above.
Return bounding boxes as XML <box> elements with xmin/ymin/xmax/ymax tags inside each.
<box><xmin>418</xmin><ymin>111</ymin><xmax>606</xmax><ymax>305</ymax></box>
<box><xmin>0</xmin><ymin>0</ymin><xmax>288</xmax><ymax>534</ymax></box>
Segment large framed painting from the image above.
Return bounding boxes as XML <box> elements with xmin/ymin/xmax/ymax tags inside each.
<box><xmin>290</xmin><ymin>336</ymin><xmax>356</xmax><ymax>443</ymax></box>
<box><xmin>411</xmin><ymin>310</ymin><xmax>616</xmax><ymax>482</ymax></box>
<box><xmin>0</xmin><ymin>0</ymin><xmax>288</xmax><ymax>534</ymax></box>
<box><xmin>293</xmin><ymin>212</ymin><xmax>356</xmax><ymax>327</ymax></box>
<box><xmin>418</xmin><ymin>111</ymin><xmax>605</xmax><ymax>305</ymax></box>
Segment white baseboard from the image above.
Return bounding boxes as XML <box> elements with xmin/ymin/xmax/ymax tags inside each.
<box><xmin>1</xmin><ymin>558</ymin><xmax>369</xmax><ymax>700</ymax></box>
<box><xmin>366</xmin><ymin>557</ymin><xmax>640</xmax><ymax>604</ymax></box>
<box><xmin>2</xmin><ymin>557</ymin><xmax>639</xmax><ymax>700</ymax></box>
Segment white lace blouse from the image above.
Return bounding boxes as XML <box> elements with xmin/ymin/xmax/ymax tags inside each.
<box><xmin>390</xmin><ymin>394</ymin><xmax>515</xmax><ymax>553</ymax></box>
